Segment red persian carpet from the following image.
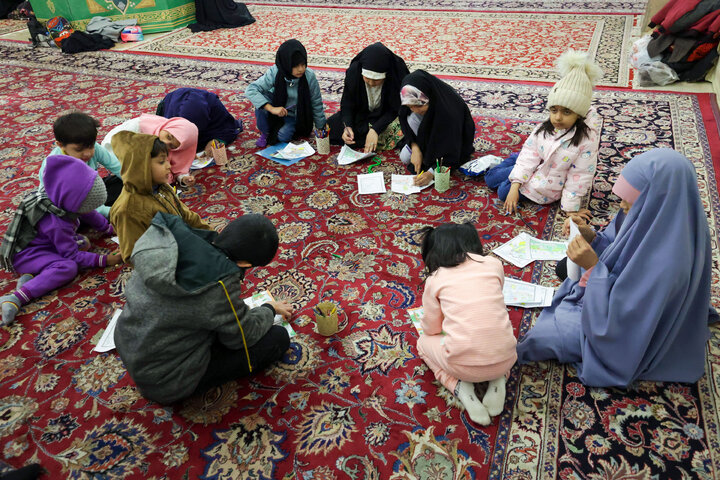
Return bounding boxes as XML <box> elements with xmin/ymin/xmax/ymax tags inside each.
<box><xmin>124</xmin><ymin>6</ymin><xmax>637</xmax><ymax>87</ymax></box>
<box><xmin>0</xmin><ymin>42</ymin><xmax>719</xmax><ymax>479</ymax></box>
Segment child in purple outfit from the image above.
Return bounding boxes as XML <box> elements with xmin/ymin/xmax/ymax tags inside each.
<box><xmin>0</xmin><ymin>155</ymin><xmax>123</xmax><ymax>326</ymax></box>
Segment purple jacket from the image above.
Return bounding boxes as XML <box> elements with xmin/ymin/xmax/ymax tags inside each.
<box><xmin>12</xmin><ymin>155</ymin><xmax>112</xmax><ymax>271</ymax></box>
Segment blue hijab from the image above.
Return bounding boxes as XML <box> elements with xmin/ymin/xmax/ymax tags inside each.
<box><xmin>517</xmin><ymin>148</ymin><xmax>716</xmax><ymax>387</ymax></box>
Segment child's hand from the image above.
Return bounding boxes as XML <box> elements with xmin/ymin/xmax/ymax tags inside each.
<box><xmin>106</xmin><ymin>253</ymin><xmax>123</xmax><ymax>266</ymax></box>
<box><xmin>566</xmin><ymin>236</ymin><xmax>598</xmax><ymax>270</ymax></box>
<box><xmin>342</xmin><ymin>127</ymin><xmax>355</xmax><ymax>144</ymax></box>
<box><xmin>574</xmin><ymin>208</ymin><xmax>592</xmax><ymax>222</ymax></box>
<box><xmin>178</xmin><ymin>174</ymin><xmax>196</xmax><ymax>187</ymax></box>
<box><xmin>268</xmin><ymin>105</ymin><xmax>288</xmax><ymax>117</ymax></box>
<box><xmin>503</xmin><ymin>183</ymin><xmax>521</xmax><ymax>214</ymax></box>
<box><xmin>270</xmin><ymin>301</ymin><xmax>294</xmax><ymax>320</ymax></box>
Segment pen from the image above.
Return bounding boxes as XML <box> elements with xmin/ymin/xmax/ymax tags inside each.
<box><xmin>331</xmin><ymin>253</ymin><xmax>342</xmax><ymax>259</ymax></box>
<box><xmin>416</xmin><ymin>169</ymin><xmax>424</xmax><ymax>179</ymax></box>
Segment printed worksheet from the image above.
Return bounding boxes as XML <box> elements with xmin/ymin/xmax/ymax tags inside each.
<box><xmin>243</xmin><ymin>291</ymin><xmax>296</xmax><ymax>337</ymax></box>
<box><xmin>494</xmin><ymin>233</ymin><xmax>568</xmax><ymax>267</ymax></box>
<box><xmin>390</xmin><ymin>170</ymin><xmax>435</xmax><ymax>195</ymax></box>
<box><xmin>503</xmin><ymin>278</ymin><xmax>555</xmax><ymax>308</ymax></box>
<box><xmin>357</xmin><ymin>172</ymin><xmax>386</xmax><ymax>194</ymax></box>
<box><xmin>337</xmin><ymin>145</ymin><xmax>375</xmax><ymax>165</ymax></box>
<box><xmin>271</xmin><ymin>141</ymin><xmax>315</xmax><ymax>160</ymax></box>
<box><xmin>407</xmin><ymin>307</ymin><xmax>425</xmax><ymax>335</ymax></box>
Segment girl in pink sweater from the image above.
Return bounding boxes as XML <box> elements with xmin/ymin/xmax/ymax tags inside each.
<box><xmin>417</xmin><ymin>223</ymin><xmax>517</xmax><ymax>425</ymax></box>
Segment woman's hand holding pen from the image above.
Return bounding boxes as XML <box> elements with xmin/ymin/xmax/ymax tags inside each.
<box><xmin>342</xmin><ymin>127</ymin><xmax>355</xmax><ymax>145</ymax></box>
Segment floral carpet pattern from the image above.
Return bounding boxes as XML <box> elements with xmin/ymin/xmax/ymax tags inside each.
<box><xmin>246</xmin><ymin>0</ymin><xmax>648</xmax><ymax>14</ymax></box>
<box><xmin>126</xmin><ymin>7</ymin><xmax>638</xmax><ymax>87</ymax></box>
<box><xmin>0</xmin><ymin>19</ymin><xmax>26</xmax><ymax>36</ymax></box>
<box><xmin>0</xmin><ymin>42</ymin><xmax>719</xmax><ymax>478</ymax></box>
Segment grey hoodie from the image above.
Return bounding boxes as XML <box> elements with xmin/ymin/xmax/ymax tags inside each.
<box><xmin>114</xmin><ymin>212</ymin><xmax>274</xmax><ymax>404</ymax></box>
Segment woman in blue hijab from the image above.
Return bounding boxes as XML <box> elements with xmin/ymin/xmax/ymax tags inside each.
<box><xmin>517</xmin><ymin>148</ymin><xmax>718</xmax><ymax>387</ymax></box>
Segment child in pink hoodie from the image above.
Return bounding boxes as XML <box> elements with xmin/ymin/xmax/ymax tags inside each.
<box><xmin>486</xmin><ymin>50</ymin><xmax>603</xmax><ymax>216</ymax></box>
<box><xmin>417</xmin><ymin>223</ymin><xmax>517</xmax><ymax>426</ymax></box>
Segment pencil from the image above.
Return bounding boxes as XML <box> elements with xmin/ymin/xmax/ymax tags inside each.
<box><xmin>416</xmin><ymin>169</ymin><xmax>424</xmax><ymax>179</ymax></box>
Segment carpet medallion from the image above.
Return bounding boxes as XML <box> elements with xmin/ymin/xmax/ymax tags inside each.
<box><xmin>126</xmin><ymin>7</ymin><xmax>637</xmax><ymax>87</ymax></box>
<box><xmin>0</xmin><ymin>43</ymin><xmax>718</xmax><ymax>478</ymax></box>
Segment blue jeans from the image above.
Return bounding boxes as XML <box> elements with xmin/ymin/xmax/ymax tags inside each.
<box><xmin>485</xmin><ymin>153</ymin><xmax>526</xmax><ymax>201</ymax></box>
<box><xmin>255</xmin><ymin>108</ymin><xmax>297</xmax><ymax>143</ymax></box>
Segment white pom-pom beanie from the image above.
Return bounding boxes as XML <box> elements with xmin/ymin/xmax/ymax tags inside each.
<box><xmin>547</xmin><ymin>49</ymin><xmax>603</xmax><ymax>117</ymax></box>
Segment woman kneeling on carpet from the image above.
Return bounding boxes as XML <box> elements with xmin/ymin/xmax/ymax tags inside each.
<box><xmin>245</xmin><ymin>39</ymin><xmax>327</xmax><ymax>148</ymax></box>
<box><xmin>114</xmin><ymin>212</ymin><xmax>293</xmax><ymax>404</ymax></box>
<box><xmin>157</xmin><ymin>87</ymin><xmax>243</xmax><ymax>158</ymax></box>
<box><xmin>516</xmin><ymin>148</ymin><xmax>719</xmax><ymax>388</ymax></box>
<box><xmin>417</xmin><ymin>223</ymin><xmax>516</xmax><ymax>425</ymax></box>
<box><xmin>327</xmin><ymin>42</ymin><xmax>409</xmax><ymax>152</ymax></box>
<box><xmin>398</xmin><ymin>70</ymin><xmax>476</xmax><ymax>187</ymax></box>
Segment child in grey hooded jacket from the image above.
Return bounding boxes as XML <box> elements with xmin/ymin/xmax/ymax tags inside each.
<box><xmin>114</xmin><ymin>212</ymin><xmax>293</xmax><ymax>404</ymax></box>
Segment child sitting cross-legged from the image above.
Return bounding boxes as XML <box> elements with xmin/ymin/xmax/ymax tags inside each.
<box><xmin>114</xmin><ymin>212</ymin><xmax>294</xmax><ymax>404</ymax></box>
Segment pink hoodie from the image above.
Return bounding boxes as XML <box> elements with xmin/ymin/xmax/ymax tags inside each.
<box><xmin>139</xmin><ymin>114</ymin><xmax>198</xmax><ymax>181</ymax></box>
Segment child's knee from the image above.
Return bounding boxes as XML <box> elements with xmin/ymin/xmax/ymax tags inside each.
<box><xmin>55</xmin><ymin>261</ymin><xmax>79</xmax><ymax>280</ymax></box>
<box><xmin>277</xmin><ymin>125</ymin><xmax>296</xmax><ymax>143</ymax></box>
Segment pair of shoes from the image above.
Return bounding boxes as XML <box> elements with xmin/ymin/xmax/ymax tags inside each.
<box><xmin>255</xmin><ymin>133</ymin><xmax>268</xmax><ymax>148</ymax></box>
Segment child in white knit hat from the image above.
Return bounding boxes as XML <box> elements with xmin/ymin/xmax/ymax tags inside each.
<box><xmin>485</xmin><ymin>50</ymin><xmax>603</xmax><ymax>216</ymax></box>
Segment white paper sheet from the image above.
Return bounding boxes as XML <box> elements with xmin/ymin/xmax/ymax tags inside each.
<box><xmin>271</xmin><ymin>141</ymin><xmax>315</xmax><ymax>160</ymax></box>
<box><xmin>407</xmin><ymin>307</ymin><xmax>425</xmax><ymax>335</ymax></box>
<box><xmin>566</xmin><ymin>220</ymin><xmax>582</xmax><ymax>281</ymax></box>
<box><xmin>110</xmin><ymin>236</ymin><xmax>120</xmax><ymax>245</ymax></box>
<box><xmin>493</xmin><ymin>233</ymin><xmax>568</xmax><ymax>268</ymax></box>
<box><xmin>243</xmin><ymin>290</ymin><xmax>296</xmax><ymax>337</ymax></box>
<box><xmin>503</xmin><ymin>278</ymin><xmax>555</xmax><ymax>308</ymax></box>
<box><xmin>191</xmin><ymin>153</ymin><xmax>214</xmax><ymax>170</ymax></box>
<box><xmin>390</xmin><ymin>169</ymin><xmax>435</xmax><ymax>195</ymax></box>
<box><xmin>337</xmin><ymin>145</ymin><xmax>375</xmax><ymax>165</ymax></box>
<box><xmin>94</xmin><ymin>309</ymin><xmax>122</xmax><ymax>352</ymax></box>
<box><xmin>357</xmin><ymin>172</ymin><xmax>386</xmax><ymax>194</ymax></box>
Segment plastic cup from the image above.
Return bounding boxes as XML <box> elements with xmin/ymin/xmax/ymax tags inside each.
<box><xmin>211</xmin><ymin>144</ymin><xmax>228</xmax><ymax>166</ymax></box>
<box><xmin>315</xmin><ymin>301</ymin><xmax>339</xmax><ymax>336</ymax></box>
<box><xmin>316</xmin><ymin>135</ymin><xmax>330</xmax><ymax>155</ymax></box>
<box><xmin>434</xmin><ymin>167</ymin><xmax>450</xmax><ymax>193</ymax></box>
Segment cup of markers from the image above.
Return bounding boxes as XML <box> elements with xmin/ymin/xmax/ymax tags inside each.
<box><xmin>314</xmin><ymin>301</ymin><xmax>339</xmax><ymax>336</ymax></box>
<box><xmin>434</xmin><ymin>157</ymin><xmax>450</xmax><ymax>193</ymax></box>
<box><xmin>314</xmin><ymin>126</ymin><xmax>330</xmax><ymax>155</ymax></box>
<box><xmin>211</xmin><ymin>140</ymin><xmax>228</xmax><ymax>166</ymax></box>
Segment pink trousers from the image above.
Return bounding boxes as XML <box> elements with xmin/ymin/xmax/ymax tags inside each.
<box><xmin>417</xmin><ymin>334</ymin><xmax>516</xmax><ymax>393</ymax></box>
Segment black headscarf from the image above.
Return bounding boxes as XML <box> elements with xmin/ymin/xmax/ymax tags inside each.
<box><xmin>268</xmin><ymin>39</ymin><xmax>313</xmax><ymax>144</ymax></box>
<box><xmin>340</xmin><ymin>42</ymin><xmax>409</xmax><ymax>136</ymax></box>
<box><xmin>398</xmin><ymin>70</ymin><xmax>476</xmax><ymax>171</ymax></box>
<box><xmin>213</xmin><ymin>214</ymin><xmax>278</xmax><ymax>267</ymax></box>
<box><xmin>189</xmin><ymin>0</ymin><xmax>255</xmax><ymax>32</ymax></box>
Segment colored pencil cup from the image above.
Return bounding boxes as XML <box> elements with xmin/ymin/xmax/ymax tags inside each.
<box><xmin>211</xmin><ymin>143</ymin><xmax>228</xmax><ymax>166</ymax></box>
<box><xmin>315</xmin><ymin>135</ymin><xmax>330</xmax><ymax>155</ymax></box>
<box><xmin>315</xmin><ymin>301</ymin><xmax>339</xmax><ymax>336</ymax></box>
<box><xmin>434</xmin><ymin>167</ymin><xmax>450</xmax><ymax>193</ymax></box>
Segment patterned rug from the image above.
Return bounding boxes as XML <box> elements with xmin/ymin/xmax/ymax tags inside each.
<box><xmin>0</xmin><ymin>42</ymin><xmax>719</xmax><ymax>479</ymax></box>
<box><xmin>125</xmin><ymin>6</ymin><xmax>638</xmax><ymax>87</ymax></box>
<box><xmin>0</xmin><ymin>19</ymin><xmax>26</xmax><ymax>36</ymax></box>
<box><xmin>246</xmin><ymin>0</ymin><xmax>649</xmax><ymax>14</ymax></box>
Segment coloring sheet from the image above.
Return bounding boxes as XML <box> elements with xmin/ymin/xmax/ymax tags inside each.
<box><xmin>357</xmin><ymin>172</ymin><xmax>386</xmax><ymax>194</ymax></box>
